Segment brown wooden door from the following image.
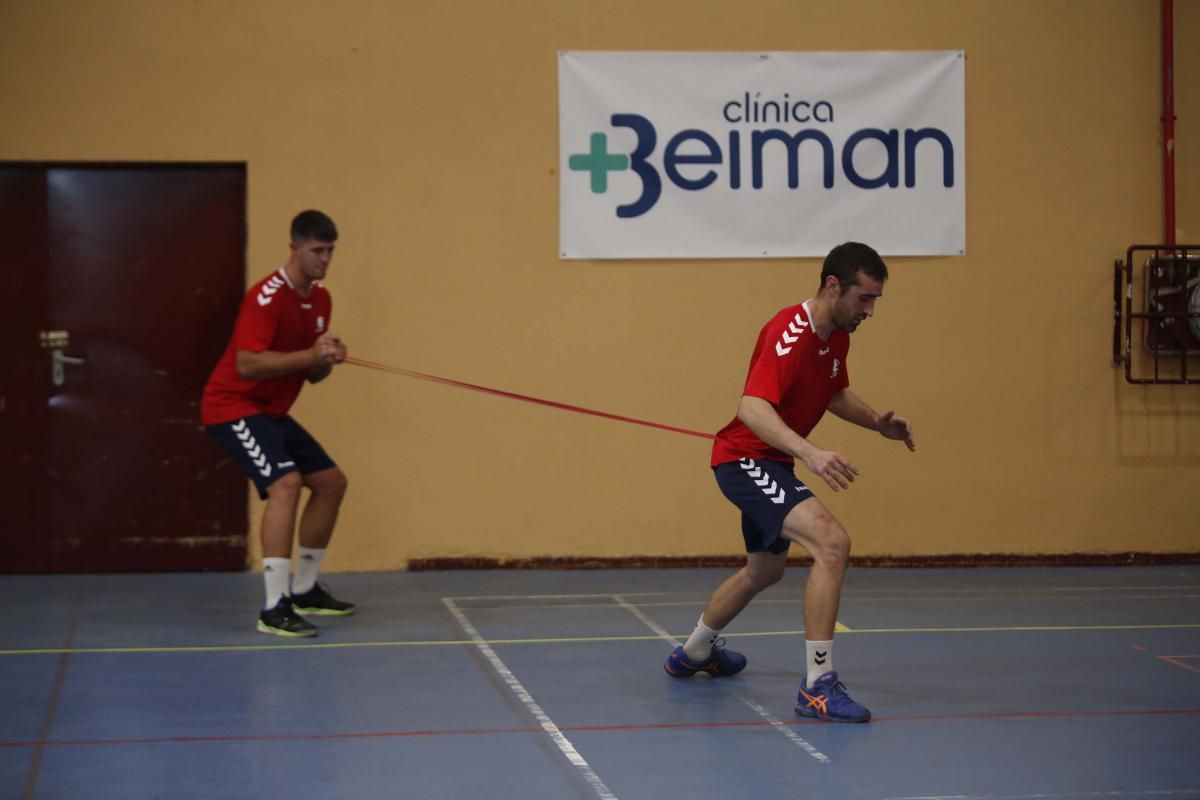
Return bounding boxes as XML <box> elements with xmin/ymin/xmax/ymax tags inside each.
<box><xmin>0</xmin><ymin>164</ymin><xmax>248</xmax><ymax>572</ymax></box>
<box><xmin>0</xmin><ymin>166</ymin><xmax>51</xmax><ymax>569</ymax></box>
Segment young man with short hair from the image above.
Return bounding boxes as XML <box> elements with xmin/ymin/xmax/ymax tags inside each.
<box><xmin>202</xmin><ymin>209</ymin><xmax>355</xmax><ymax>637</ymax></box>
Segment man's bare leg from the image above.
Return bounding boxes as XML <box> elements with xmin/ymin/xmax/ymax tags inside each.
<box><xmin>699</xmin><ymin>550</ymin><xmax>788</xmax><ymax>630</ymax></box>
<box><xmin>297</xmin><ymin>467</ymin><xmax>348</xmax><ymax>549</ymax></box>
<box><xmin>780</xmin><ymin>497</ymin><xmax>850</xmax><ymax>641</ymax></box>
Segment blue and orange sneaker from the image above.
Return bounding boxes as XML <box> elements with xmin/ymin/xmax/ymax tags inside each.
<box><xmin>663</xmin><ymin>640</ymin><xmax>747</xmax><ymax>678</ymax></box>
<box><xmin>795</xmin><ymin>671</ymin><xmax>871</xmax><ymax>723</ymax></box>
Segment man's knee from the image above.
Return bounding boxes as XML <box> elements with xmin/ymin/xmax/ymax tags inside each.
<box><xmin>747</xmin><ymin>568</ymin><xmax>784</xmax><ymax>592</ymax></box>
<box><xmin>743</xmin><ymin>554</ymin><xmax>787</xmax><ymax>591</ymax></box>
<box><xmin>784</xmin><ymin>507</ymin><xmax>851</xmax><ymax>570</ymax></box>
<box><xmin>307</xmin><ymin>468</ymin><xmax>348</xmax><ymax>500</ymax></box>
<box><xmin>266</xmin><ymin>472</ymin><xmax>304</xmax><ymax>502</ymax></box>
<box><xmin>809</xmin><ymin>521</ymin><xmax>851</xmax><ymax>570</ymax></box>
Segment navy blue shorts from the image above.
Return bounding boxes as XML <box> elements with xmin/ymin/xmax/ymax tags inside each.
<box><xmin>205</xmin><ymin>415</ymin><xmax>336</xmax><ymax>499</ymax></box>
<box><xmin>713</xmin><ymin>457</ymin><xmax>815</xmax><ymax>554</ymax></box>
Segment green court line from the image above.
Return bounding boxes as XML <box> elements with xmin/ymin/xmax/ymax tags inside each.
<box><xmin>1</xmin><ymin>622</ymin><xmax>1197</xmax><ymax>657</ymax></box>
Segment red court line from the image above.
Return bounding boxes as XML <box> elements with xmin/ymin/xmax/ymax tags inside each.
<box><xmin>1159</xmin><ymin>655</ymin><xmax>1200</xmax><ymax>672</ymax></box>
<box><xmin>21</xmin><ymin>596</ymin><xmax>82</xmax><ymax>799</ymax></box>
<box><xmin>342</xmin><ymin>356</ymin><xmax>716</xmax><ymax>441</ymax></box>
<box><xmin>4</xmin><ymin>708</ymin><xmax>1198</xmax><ymax>749</ymax></box>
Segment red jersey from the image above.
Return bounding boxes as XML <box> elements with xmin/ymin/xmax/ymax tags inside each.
<box><xmin>201</xmin><ymin>268</ymin><xmax>333</xmax><ymax>425</ymax></box>
<box><xmin>710</xmin><ymin>301</ymin><xmax>850</xmax><ymax>467</ymax></box>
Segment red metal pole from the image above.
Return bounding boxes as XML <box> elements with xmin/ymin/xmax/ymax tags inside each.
<box><xmin>1163</xmin><ymin>0</ymin><xmax>1176</xmax><ymax>246</ymax></box>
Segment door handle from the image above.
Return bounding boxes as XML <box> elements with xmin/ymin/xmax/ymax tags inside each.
<box><xmin>51</xmin><ymin>349</ymin><xmax>85</xmax><ymax>387</ymax></box>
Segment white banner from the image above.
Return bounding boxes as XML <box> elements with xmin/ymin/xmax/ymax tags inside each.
<box><xmin>558</xmin><ymin>51</ymin><xmax>965</xmax><ymax>259</ymax></box>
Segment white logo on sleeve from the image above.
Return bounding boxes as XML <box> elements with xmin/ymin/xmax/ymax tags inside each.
<box><xmin>831</xmin><ymin>358</ymin><xmax>840</xmax><ymax>378</ymax></box>
<box><xmin>775</xmin><ymin>312</ymin><xmax>809</xmax><ymax>356</ymax></box>
<box><xmin>256</xmin><ymin>275</ymin><xmax>285</xmax><ymax>307</ymax></box>
<box><xmin>316</xmin><ymin>316</ymin><xmax>326</xmax><ymax>332</ymax></box>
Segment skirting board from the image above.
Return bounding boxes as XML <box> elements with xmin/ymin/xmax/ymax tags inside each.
<box><xmin>407</xmin><ymin>552</ymin><xmax>1200</xmax><ymax>571</ymax></box>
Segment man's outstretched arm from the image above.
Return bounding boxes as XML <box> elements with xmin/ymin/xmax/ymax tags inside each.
<box><xmin>828</xmin><ymin>389</ymin><xmax>915</xmax><ymax>451</ymax></box>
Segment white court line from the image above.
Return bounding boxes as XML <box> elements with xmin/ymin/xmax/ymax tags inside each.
<box><xmin>441</xmin><ymin>598</ymin><xmax>618</xmax><ymax>800</ymax></box>
<box><xmin>447</xmin><ymin>593</ymin><xmax>669</xmax><ymax>601</ymax></box>
<box><xmin>444</xmin><ymin>594</ymin><xmax>1200</xmax><ymax>611</ymax></box>
<box><xmin>448</xmin><ymin>585</ymin><xmax>1200</xmax><ymax>600</ymax></box>
<box><xmin>447</xmin><ymin>586</ymin><xmax>1200</xmax><ymax>605</ymax></box>
<box><xmin>611</xmin><ymin>593</ymin><xmax>830</xmax><ymax>765</ymax></box>
<box><xmin>886</xmin><ymin>790</ymin><xmax>1199</xmax><ymax>800</ymax></box>
<box><xmin>612</xmin><ymin>594</ymin><xmax>677</xmax><ymax>642</ymax></box>
<box><xmin>835</xmin><ymin>585</ymin><xmax>1200</xmax><ymax>595</ymax></box>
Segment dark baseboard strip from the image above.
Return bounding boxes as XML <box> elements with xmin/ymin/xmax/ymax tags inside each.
<box><xmin>407</xmin><ymin>552</ymin><xmax>1200</xmax><ymax>571</ymax></box>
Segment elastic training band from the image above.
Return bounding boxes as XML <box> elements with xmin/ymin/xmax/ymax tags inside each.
<box><xmin>342</xmin><ymin>355</ymin><xmax>716</xmax><ymax>441</ymax></box>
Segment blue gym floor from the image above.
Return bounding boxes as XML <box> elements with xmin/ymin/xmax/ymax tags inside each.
<box><xmin>3</xmin><ymin>566</ymin><xmax>1198</xmax><ymax>799</ymax></box>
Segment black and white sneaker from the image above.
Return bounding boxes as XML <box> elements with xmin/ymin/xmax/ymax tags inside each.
<box><xmin>291</xmin><ymin>582</ymin><xmax>356</xmax><ymax>616</ymax></box>
<box><xmin>257</xmin><ymin>596</ymin><xmax>318</xmax><ymax>637</ymax></box>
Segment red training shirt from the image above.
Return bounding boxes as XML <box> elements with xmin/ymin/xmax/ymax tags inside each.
<box><xmin>710</xmin><ymin>301</ymin><xmax>850</xmax><ymax>467</ymax></box>
<box><xmin>201</xmin><ymin>268</ymin><xmax>332</xmax><ymax>425</ymax></box>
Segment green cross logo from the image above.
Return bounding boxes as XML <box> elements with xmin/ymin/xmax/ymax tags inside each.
<box><xmin>568</xmin><ymin>132</ymin><xmax>629</xmax><ymax>193</ymax></box>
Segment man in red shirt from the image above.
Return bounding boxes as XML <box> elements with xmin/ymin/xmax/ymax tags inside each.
<box><xmin>202</xmin><ymin>210</ymin><xmax>354</xmax><ymax>637</ymax></box>
<box><xmin>664</xmin><ymin>242</ymin><xmax>915</xmax><ymax>723</ymax></box>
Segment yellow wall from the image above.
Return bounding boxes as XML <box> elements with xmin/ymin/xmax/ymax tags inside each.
<box><xmin>3</xmin><ymin>0</ymin><xmax>1198</xmax><ymax>569</ymax></box>
<box><xmin>1180</xmin><ymin>0</ymin><xmax>1200</xmax><ymax>241</ymax></box>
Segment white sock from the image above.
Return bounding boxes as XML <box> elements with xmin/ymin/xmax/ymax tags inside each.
<box><xmin>683</xmin><ymin>615</ymin><xmax>721</xmax><ymax>661</ymax></box>
<box><xmin>806</xmin><ymin>640</ymin><xmax>833</xmax><ymax>686</ymax></box>
<box><xmin>263</xmin><ymin>557</ymin><xmax>291</xmax><ymax>610</ymax></box>
<box><xmin>291</xmin><ymin>546</ymin><xmax>326</xmax><ymax>595</ymax></box>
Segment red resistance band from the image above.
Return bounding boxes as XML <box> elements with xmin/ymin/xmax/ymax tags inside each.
<box><xmin>342</xmin><ymin>355</ymin><xmax>716</xmax><ymax>441</ymax></box>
